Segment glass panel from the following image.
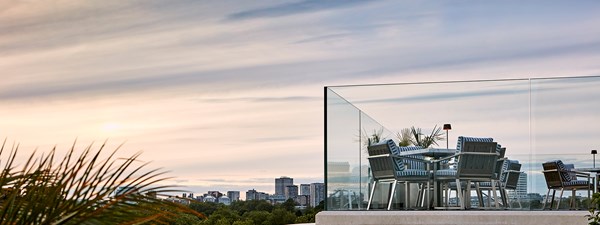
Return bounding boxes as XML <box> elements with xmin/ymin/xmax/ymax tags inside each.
<box><xmin>531</xmin><ymin>76</ymin><xmax>600</xmax><ymax>210</ymax></box>
<box><xmin>331</xmin><ymin>80</ymin><xmax>530</xmax><ymax>153</ymax></box>
<box><xmin>325</xmin><ymin>88</ymin><xmax>360</xmax><ymax>210</ymax></box>
<box><xmin>359</xmin><ymin>111</ymin><xmax>394</xmax><ymax>209</ymax></box>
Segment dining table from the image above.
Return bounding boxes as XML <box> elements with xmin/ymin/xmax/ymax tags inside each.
<box><xmin>399</xmin><ymin>147</ymin><xmax>457</xmax><ymax>208</ymax></box>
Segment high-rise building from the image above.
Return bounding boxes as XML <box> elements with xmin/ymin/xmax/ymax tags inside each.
<box><xmin>310</xmin><ymin>182</ymin><xmax>325</xmax><ymax>207</ymax></box>
<box><xmin>275</xmin><ymin>176</ymin><xmax>294</xmax><ymax>196</ymax></box>
<box><xmin>246</xmin><ymin>189</ymin><xmax>258</xmax><ymax>201</ymax></box>
<box><xmin>207</xmin><ymin>191</ymin><xmax>223</xmax><ymax>198</ymax></box>
<box><xmin>246</xmin><ymin>189</ymin><xmax>269</xmax><ymax>201</ymax></box>
<box><xmin>300</xmin><ymin>184</ymin><xmax>310</xmax><ymax>196</ymax></box>
<box><xmin>285</xmin><ymin>185</ymin><xmax>298</xmax><ymax>200</ymax></box>
<box><xmin>227</xmin><ymin>191</ymin><xmax>240</xmax><ymax>202</ymax></box>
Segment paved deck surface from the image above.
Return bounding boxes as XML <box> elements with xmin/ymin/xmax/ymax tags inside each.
<box><xmin>316</xmin><ymin>211</ymin><xmax>588</xmax><ymax>225</ymax></box>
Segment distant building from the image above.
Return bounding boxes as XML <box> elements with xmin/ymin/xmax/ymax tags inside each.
<box><xmin>246</xmin><ymin>189</ymin><xmax>270</xmax><ymax>201</ymax></box>
<box><xmin>296</xmin><ymin>195</ymin><xmax>309</xmax><ymax>206</ymax></box>
<box><xmin>285</xmin><ymin>185</ymin><xmax>298</xmax><ymax>200</ymax></box>
<box><xmin>204</xmin><ymin>195</ymin><xmax>216</xmax><ymax>203</ymax></box>
<box><xmin>257</xmin><ymin>192</ymin><xmax>269</xmax><ymax>201</ymax></box>
<box><xmin>246</xmin><ymin>189</ymin><xmax>258</xmax><ymax>201</ymax></box>
<box><xmin>207</xmin><ymin>191</ymin><xmax>223</xmax><ymax>198</ymax></box>
<box><xmin>270</xmin><ymin>194</ymin><xmax>287</xmax><ymax>204</ymax></box>
<box><xmin>166</xmin><ymin>196</ymin><xmax>191</xmax><ymax>205</ymax></box>
<box><xmin>227</xmin><ymin>191</ymin><xmax>240</xmax><ymax>202</ymax></box>
<box><xmin>275</xmin><ymin>176</ymin><xmax>294</xmax><ymax>196</ymax></box>
<box><xmin>300</xmin><ymin>184</ymin><xmax>310</xmax><ymax>196</ymax></box>
<box><xmin>219</xmin><ymin>196</ymin><xmax>231</xmax><ymax>205</ymax></box>
<box><xmin>310</xmin><ymin>182</ymin><xmax>325</xmax><ymax>207</ymax></box>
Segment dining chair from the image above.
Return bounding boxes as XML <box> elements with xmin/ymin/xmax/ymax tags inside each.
<box><xmin>435</xmin><ymin>141</ymin><xmax>499</xmax><ymax>209</ymax></box>
<box><xmin>542</xmin><ymin>160</ymin><xmax>592</xmax><ymax>209</ymax></box>
<box><xmin>366</xmin><ymin>139</ymin><xmax>431</xmax><ymax>210</ymax></box>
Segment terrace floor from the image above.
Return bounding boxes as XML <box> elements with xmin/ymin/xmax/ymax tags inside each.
<box><xmin>315</xmin><ymin>211</ymin><xmax>588</xmax><ymax>225</ymax></box>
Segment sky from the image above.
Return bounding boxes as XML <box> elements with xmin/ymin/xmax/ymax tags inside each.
<box><xmin>2</xmin><ymin>0</ymin><xmax>600</xmax><ymax>198</ymax></box>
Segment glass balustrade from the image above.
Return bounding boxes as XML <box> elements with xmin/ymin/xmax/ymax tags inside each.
<box><xmin>325</xmin><ymin>76</ymin><xmax>600</xmax><ymax>211</ymax></box>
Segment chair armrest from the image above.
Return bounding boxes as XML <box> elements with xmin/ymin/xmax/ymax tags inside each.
<box><xmin>431</xmin><ymin>152</ymin><xmax>499</xmax><ymax>163</ymax></box>
<box><xmin>431</xmin><ymin>154</ymin><xmax>459</xmax><ymax>163</ymax></box>
<box><xmin>391</xmin><ymin>155</ymin><xmax>432</xmax><ymax>164</ymax></box>
<box><xmin>367</xmin><ymin>154</ymin><xmax>391</xmax><ymax>159</ymax></box>
<box><xmin>569</xmin><ymin>170</ymin><xmax>591</xmax><ymax>178</ymax></box>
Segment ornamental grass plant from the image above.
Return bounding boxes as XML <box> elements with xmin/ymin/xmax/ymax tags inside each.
<box><xmin>0</xmin><ymin>139</ymin><xmax>204</xmax><ymax>224</ymax></box>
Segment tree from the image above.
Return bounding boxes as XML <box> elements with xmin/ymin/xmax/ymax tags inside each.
<box><xmin>190</xmin><ymin>201</ymin><xmax>220</xmax><ymax>217</ymax></box>
<box><xmin>242</xmin><ymin>210</ymin><xmax>271</xmax><ymax>225</ymax></box>
<box><xmin>280</xmin><ymin>198</ymin><xmax>297</xmax><ymax>212</ymax></box>
<box><xmin>267</xmin><ymin>208</ymin><xmax>296</xmax><ymax>225</ymax></box>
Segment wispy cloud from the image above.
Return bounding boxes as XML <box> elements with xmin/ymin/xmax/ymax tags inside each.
<box><xmin>194</xmin><ymin>96</ymin><xmax>320</xmax><ymax>103</ymax></box>
<box><xmin>225</xmin><ymin>0</ymin><xmax>375</xmax><ymax>21</ymax></box>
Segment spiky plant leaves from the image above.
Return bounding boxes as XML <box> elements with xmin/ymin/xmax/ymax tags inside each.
<box><xmin>407</xmin><ymin>125</ymin><xmax>445</xmax><ymax>148</ymax></box>
<box><xmin>395</xmin><ymin>128</ymin><xmax>412</xmax><ymax>147</ymax></box>
<box><xmin>0</xmin><ymin>139</ymin><xmax>205</xmax><ymax>224</ymax></box>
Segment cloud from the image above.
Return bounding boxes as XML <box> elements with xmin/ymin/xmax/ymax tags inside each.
<box><xmin>225</xmin><ymin>0</ymin><xmax>375</xmax><ymax>21</ymax></box>
<box><xmin>194</xmin><ymin>96</ymin><xmax>320</xmax><ymax>103</ymax></box>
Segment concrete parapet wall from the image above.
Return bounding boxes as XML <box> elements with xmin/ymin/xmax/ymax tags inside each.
<box><xmin>316</xmin><ymin>211</ymin><xmax>588</xmax><ymax>225</ymax></box>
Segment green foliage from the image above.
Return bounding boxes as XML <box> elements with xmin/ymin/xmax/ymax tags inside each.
<box><xmin>169</xmin><ymin>212</ymin><xmax>204</xmax><ymax>225</ymax></box>
<box><xmin>588</xmin><ymin>192</ymin><xmax>600</xmax><ymax>225</ymax></box>
<box><xmin>281</xmin><ymin>198</ymin><xmax>296</xmax><ymax>212</ymax></box>
<box><xmin>243</xmin><ymin>210</ymin><xmax>271</xmax><ymax>225</ymax></box>
<box><xmin>189</xmin><ymin>199</ymin><xmax>324</xmax><ymax>225</ymax></box>
<box><xmin>190</xmin><ymin>201</ymin><xmax>220</xmax><ymax>217</ymax></box>
<box><xmin>0</xmin><ymin>139</ymin><xmax>204</xmax><ymax>224</ymax></box>
<box><xmin>409</xmin><ymin>125</ymin><xmax>445</xmax><ymax>148</ymax></box>
<box><xmin>267</xmin><ymin>208</ymin><xmax>296</xmax><ymax>225</ymax></box>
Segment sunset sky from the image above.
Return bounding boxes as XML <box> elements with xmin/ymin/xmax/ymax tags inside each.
<box><xmin>2</xmin><ymin>0</ymin><xmax>600</xmax><ymax>196</ymax></box>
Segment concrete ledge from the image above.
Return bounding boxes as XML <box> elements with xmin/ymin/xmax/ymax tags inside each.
<box><xmin>316</xmin><ymin>211</ymin><xmax>589</xmax><ymax>225</ymax></box>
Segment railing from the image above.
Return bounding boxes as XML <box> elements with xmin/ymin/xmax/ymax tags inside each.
<box><xmin>325</xmin><ymin>76</ymin><xmax>600</xmax><ymax>211</ymax></box>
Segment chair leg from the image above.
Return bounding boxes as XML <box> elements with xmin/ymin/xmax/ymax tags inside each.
<box><xmin>465</xmin><ymin>179</ymin><xmax>472</xmax><ymax>209</ymax></box>
<box><xmin>557</xmin><ymin>188</ymin><xmax>564</xmax><ymax>210</ymax></box>
<box><xmin>500</xmin><ymin>185</ymin><xmax>509</xmax><ymax>208</ymax></box>
<box><xmin>404</xmin><ymin>182</ymin><xmax>411</xmax><ymax>210</ymax></box>
<box><xmin>367</xmin><ymin>181</ymin><xmax>377</xmax><ymax>210</ymax></box>
<box><xmin>492</xmin><ymin>181</ymin><xmax>499</xmax><ymax>208</ymax></box>
<box><xmin>515</xmin><ymin>190</ymin><xmax>522</xmax><ymax>209</ymax></box>
<box><xmin>423</xmin><ymin>181</ymin><xmax>431</xmax><ymax>209</ymax></box>
<box><xmin>571</xmin><ymin>189</ymin><xmax>578</xmax><ymax>209</ymax></box>
<box><xmin>456</xmin><ymin>179</ymin><xmax>465</xmax><ymax>209</ymax></box>
<box><xmin>445</xmin><ymin>183</ymin><xmax>450</xmax><ymax>207</ymax></box>
<box><xmin>388</xmin><ymin>181</ymin><xmax>398</xmax><ymax>210</ymax></box>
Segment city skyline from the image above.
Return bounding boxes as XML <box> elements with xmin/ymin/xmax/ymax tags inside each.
<box><xmin>2</xmin><ymin>1</ymin><xmax>600</xmax><ymax>195</ymax></box>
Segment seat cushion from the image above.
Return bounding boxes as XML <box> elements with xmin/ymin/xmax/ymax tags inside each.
<box><xmin>397</xmin><ymin>169</ymin><xmax>429</xmax><ymax>177</ymax></box>
<box><xmin>435</xmin><ymin>169</ymin><xmax>457</xmax><ymax>177</ymax></box>
<box><xmin>563</xmin><ymin>180</ymin><xmax>589</xmax><ymax>187</ymax></box>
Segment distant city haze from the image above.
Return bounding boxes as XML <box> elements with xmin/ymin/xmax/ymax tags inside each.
<box><xmin>2</xmin><ymin>1</ymin><xmax>600</xmax><ymax>196</ymax></box>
